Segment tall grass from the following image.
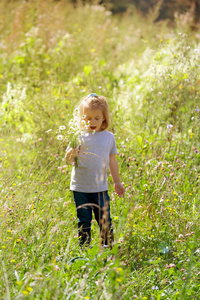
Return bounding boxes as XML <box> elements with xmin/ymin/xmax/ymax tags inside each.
<box><xmin>0</xmin><ymin>1</ymin><xmax>199</xmax><ymax>299</ymax></box>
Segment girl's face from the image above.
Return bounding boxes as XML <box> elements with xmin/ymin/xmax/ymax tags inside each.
<box><xmin>81</xmin><ymin>105</ymin><xmax>105</xmax><ymax>132</ymax></box>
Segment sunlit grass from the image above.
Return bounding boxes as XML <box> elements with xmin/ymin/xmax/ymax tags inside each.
<box><xmin>0</xmin><ymin>0</ymin><xmax>199</xmax><ymax>299</ymax></box>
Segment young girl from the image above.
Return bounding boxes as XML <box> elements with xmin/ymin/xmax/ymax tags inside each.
<box><xmin>65</xmin><ymin>93</ymin><xmax>125</xmax><ymax>247</ymax></box>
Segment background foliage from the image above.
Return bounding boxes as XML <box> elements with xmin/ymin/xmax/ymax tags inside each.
<box><xmin>0</xmin><ymin>0</ymin><xmax>199</xmax><ymax>299</ymax></box>
<box><xmin>69</xmin><ymin>0</ymin><xmax>200</xmax><ymax>24</ymax></box>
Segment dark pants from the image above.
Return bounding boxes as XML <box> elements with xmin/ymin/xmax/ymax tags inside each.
<box><xmin>73</xmin><ymin>191</ymin><xmax>114</xmax><ymax>247</ymax></box>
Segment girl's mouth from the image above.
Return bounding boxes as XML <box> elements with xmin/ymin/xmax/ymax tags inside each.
<box><xmin>90</xmin><ymin>126</ymin><xmax>96</xmax><ymax>130</ymax></box>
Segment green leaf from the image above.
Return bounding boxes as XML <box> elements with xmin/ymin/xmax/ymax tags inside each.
<box><xmin>68</xmin><ymin>256</ymin><xmax>89</xmax><ymax>265</ymax></box>
<box><xmin>83</xmin><ymin>65</ymin><xmax>93</xmax><ymax>76</ymax></box>
<box><xmin>136</xmin><ymin>135</ymin><xmax>143</xmax><ymax>147</ymax></box>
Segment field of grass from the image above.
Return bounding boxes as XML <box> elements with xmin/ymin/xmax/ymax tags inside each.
<box><xmin>0</xmin><ymin>1</ymin><xmax>200</xmax><ymax>299</ymax></box>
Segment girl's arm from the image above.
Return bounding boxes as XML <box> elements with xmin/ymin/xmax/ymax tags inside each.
<box><xmin>65</xmin><ymin>148</ymin><xmax>79</xmax><ymax>164</ymax></box>
<box><xmin>109</xmin><ymin>154</ymin><xmax>125</xmax><ymax>197</ymax></box>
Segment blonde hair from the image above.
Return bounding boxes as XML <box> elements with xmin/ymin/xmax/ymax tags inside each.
<box><xmin>78</xmin><ymin>94</ymin><xmax>110</xmax><ymax>131</ymax></box>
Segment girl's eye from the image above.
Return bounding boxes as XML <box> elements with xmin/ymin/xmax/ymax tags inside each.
<box><xmin>95</xmin><ymin>118</ymin><xmax>99</xmax><ymax>120</ymax></box>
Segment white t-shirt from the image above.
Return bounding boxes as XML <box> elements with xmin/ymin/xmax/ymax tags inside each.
<box><xmin>70</xmin><ymin>130</ymin><xmax>117</xmax><ymax>193</ymax></box>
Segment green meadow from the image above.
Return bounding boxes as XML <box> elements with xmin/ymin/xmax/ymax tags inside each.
<box><xmin>0</xmin><ymin>1</ymin><xmax>199</xmax><ymax>299</ymax></box>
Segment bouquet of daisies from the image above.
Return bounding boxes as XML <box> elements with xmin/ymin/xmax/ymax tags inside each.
<box><xmin>57</xmin><ymin>108</ymin><xmax>89</xmax><ymax>167</ymax></box>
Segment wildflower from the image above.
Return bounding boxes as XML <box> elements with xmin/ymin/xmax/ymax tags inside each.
<box><xmin>161</xmin><ymin>293</ymin><xmax>166</xmax><ymax>297</ymax></box>
<box><xmin>59</xmin><ymin>125</ymin><xmax>66</xmax><ymax>130</ymax></box>
<box><xmin>38</xmin><ymin>138</ymin><xmax>43</xmax><ymax>141</ymax></box>
<box><xmin>81</xmin><ymin>120</ymin><xmax>86</xmax><ymax>125</ymax></box>
<box><xmin>152</xmin><ymin>286</ymin><xmax>159</xmax><ymax>290</ymax></box>
<box><xmin>178</xmin><ymin>234</ymin><xmax>184</xmax><ymax>239</ymax></box>
<box><xmin>169</xmin><ymin>263</ymin><xmax>176</xmax><ymax>268</ymax></box>
<box><xmin>57</xmin><ymin>135</ymin><xmax>63</xmax><ymax>141</ymax></box>
<box><xmin>22</xmin><ymin>291</ymin><xmax>29</xmax><ymax>296</ymax></box>
<box><xmin>194</xmin><ymin>49</ymin><xmax>199</xmax><ymax>52</ymax></box>
<box><xmin>167</xmin><ymin>124</ymin><xmax>173</xmax><ymax>129</ymax></box>
<box><xmin>195</xmin><ymin>108</ymin><xmax>199</xmax><ymax>112</ymax></box>
<box><xmin>73</xmin><ymin>116</ymin><xmax>78</xmax><ymax>121</ymax></box>
<box><xmin>55</xmin><ymin>265</ymin><xmax>60</xmax><ymax>271</ymax></box>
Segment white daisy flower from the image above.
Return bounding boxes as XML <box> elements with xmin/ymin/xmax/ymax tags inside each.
<box><xmin>59</xmin><ymin>125</ymin><xmax>66</xmax><ymax>130</ymax></box>
<box><xmin>57</xmin><ymin>135</ymin><xmax>63</xmax><ymax>140</ymax></box>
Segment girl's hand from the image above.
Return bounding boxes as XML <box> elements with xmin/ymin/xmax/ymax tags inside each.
<box><xmin>114</xmin><ymin>183</ymin><xmax>125</xmax><ymax>197</ymax></box>
<box><xmin>65</xmin><ymin>148</ymin><xmax>79</xmax><ymax>164</ymax></box>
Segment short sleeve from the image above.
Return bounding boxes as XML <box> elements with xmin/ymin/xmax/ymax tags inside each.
<box><xmin>110</xmin><ymin>134</ymin><xmax>118</xmax><ymax>155</ymax></box>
